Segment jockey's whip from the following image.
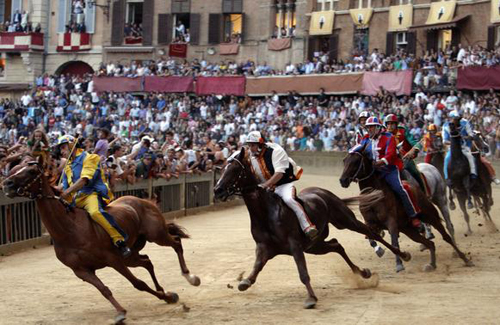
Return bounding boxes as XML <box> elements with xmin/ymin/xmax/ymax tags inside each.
<box><xmin>57</xmin><ymin>135</ymin><xmax>81</xmax><ymax>187</ymax></box>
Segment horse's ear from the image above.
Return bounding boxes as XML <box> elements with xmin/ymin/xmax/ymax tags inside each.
<box><xmin>238</xmin><ymin>147</ymin><xmax>245</xmax><ymax>160</ymax></box>
<box><xmin>37</xmin><ymin>155</ymin><xmax>44</xmax><ymax>166</ymax></box>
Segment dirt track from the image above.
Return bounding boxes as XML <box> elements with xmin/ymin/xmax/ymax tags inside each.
<box><xmin>1</xmin><ymin>172</ymin><xmax>500</xmax><ymax>325</ymax></box>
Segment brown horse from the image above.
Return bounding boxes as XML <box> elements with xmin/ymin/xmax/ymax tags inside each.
<box><xmin>339</xmin><ymin>148</ymin><xmax>474</xmax><ymax>273</ymax></box>
<box><xmin>213</xmin><ymin>148</ymin><xmax>411</xmax><ymax>309</ymax></box>
<box><xmin>2</xmin><ymin>159</ymin><xmax>200</xmax><ymax>324</ymax></box>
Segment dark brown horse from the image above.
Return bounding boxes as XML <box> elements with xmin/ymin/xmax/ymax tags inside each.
<box><xmin>2</xmin><ymin>159</ymin><xmax>200</xmax><ymax>324</ymax></box>
<box><xmin>429</xmin><ymin>135</ymin><xmax>445</xmax><ymax>179</ymax></box>
<box><xmin>213</xmin><ymin>148</ymin><xmax>411</xmax><ymax>308</ymax></box>
<box><xmin>339</xmin><ymin>148</ymin><xmax>474</xmax><ymax>273</ymax></box>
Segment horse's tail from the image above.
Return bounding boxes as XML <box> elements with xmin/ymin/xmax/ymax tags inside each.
<box><xmin>166</xmin><ymin>222</ymin><xmax>190</xmax><ymax>239</ymax></box>
<box><xmin>342</xmin><ymin>188</ymin><xmax>384</xmax><ymax>210</ymax></box>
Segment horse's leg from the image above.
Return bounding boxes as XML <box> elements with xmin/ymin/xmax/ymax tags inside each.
<box><xmin>457</xmin><ymin>192</ymin><xmax>472</xmax><ymax>235</ymax></box>
<box><xmin>389</xmin><ymin>227</ymin><xmax>405</xmax><ymax>273</ymax></box>
<box><xmin>448</xmin><ymin>186</ymin><xmax>456</xmax><ymax>211</ymax></box>
<box><xmin>239</xmin><ymin>243</ymin><xmax>273</xmax><ymax>291</ymax></box>
<box><xmin>463</xmin><ymin>177</ymin><xmax>474</xmax><ymax>209</ymax></box>
<box><xmin>112</xmin><ymin>264</ymin><xmax>179</xmax><ymax>304</ymax></box>
<box><xmin>434</xmin><ymin>193</ymin><xmax>455</xmax><ymax>243</ymax></box>
<box><xmin>426</xmin><ymin>212</ymin><xmax>475</xmax><ymax>267</ymax></box>
<box><xmin>289</xmin><ymin>240</ymin><xmax>317</xmax><ymax>309</ymax></box>
<box><xmin>73</xmin><ymin>269</ymin><xmax>127</xmax><ymax>324</ymax></box>
<box><xmin>308</xmin><ymin>238</ymin><xmax>371</xmax><ymax>278</ymax></box>
<box><xmin>401</xmin><ymin>227</ymin><xmax>437</xmax><ymax>272</ymax></box>
<box><xmin>170</xmin><ymin>242</ymin><xmax>201</xmax><ymax>287</ymax></box>
<box><xmin>368</xmin><ymin>239</ymin><xmax>385</xmax><ymax>258</ymax></box>
<box><xmin>124</xmin><ymin>254</ymin><xmax>164</xmax><ymax>292</ymax></box>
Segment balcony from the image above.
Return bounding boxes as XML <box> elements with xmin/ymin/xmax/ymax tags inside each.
<box><xmin>0</xmin><ymin>33</ymin><xmax>44</xmax><ymax>52</ymax></box>
<box><xmin>57</xmin><ymin>33</ymin><xmax>92</xmax><ymax>52</ymax></box>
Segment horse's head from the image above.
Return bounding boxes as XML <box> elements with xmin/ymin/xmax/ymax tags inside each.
<box><xmin>433</xmin><ymin>134</ymin><xmax>444</xmax><ymax>151</ymax></box>
<box><xmin>214</xmin><ymin>147</ymin><xmax>255</xmax><ymax>201</ymax></box>
<box><xmin>3</xmin><ymin>157</ymin><xmax>44</xmax><ymax>199</ymax></box>
<box><xmin>339</xmin><ymin>143</ymin><xmax>373</xmax><ymax>188</ymax></box>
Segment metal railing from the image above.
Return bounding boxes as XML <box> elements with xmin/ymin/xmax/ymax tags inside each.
<box><xmin>0</xmin><ymin>172</ymin><xmax>221</xmax><ymax>251</ymax></box>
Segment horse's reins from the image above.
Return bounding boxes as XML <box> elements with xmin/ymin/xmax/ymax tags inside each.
<box><xmin>349</xmin><ymin>152</ymin><xmax>375</xmax><ymax>183</ymax></box>
<box><xmin>16</xmin><ymin>163</ymin><xmax>67</xmax><ymax>204</ymax></box>
<box><xmin>223</xmin><ymin>157</ymin><xmax>258</xmax><ymax>196</ymax></box>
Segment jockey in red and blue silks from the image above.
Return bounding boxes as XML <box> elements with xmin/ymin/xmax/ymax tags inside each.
<box><xmin>350</xmin><ymin>117</ymin><xmax>422</xmax><ymax>228</ymax></box>
<box><xmin>355</xmin><ymin>111</ymin><xmax>370</xmax><ymax>145</ymax></box>
<box><xmin>442</xmin><ymin>111</ymin><xmax>476</xmax><ymax>185</ymax></box>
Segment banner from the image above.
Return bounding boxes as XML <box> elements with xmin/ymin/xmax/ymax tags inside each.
<box><xmin>220</xmin><ymin>43</ymin><xmax>239</xmax><ymax>55</ymax></box>
<box><xmin>426</xmin><ymin>0</ymin><xmax>456</xmax><ymax>25</ymax></box>
<box><xmin>492</xmin><ymin>0</ymin><xmax>500</xmax><ymax>24</ymax></box>
<box><xmin>361</xmin><ymin>70</ymin><xmax>413</xmax><ymax>96</ymax></box>
<box><xmin>388</xmin><ymin>5</ymin><xmax>413</xmax><ymax>32</ymax></box>
<box><xmin>245</xmin><ymin>73</ymin><xmax>363</xmax><ymax>96</ymax></box>
<box><xmin>144</xmin><ymin>76</ymin><xmax>194</xmax><ymax>93</ymax></box>
<box><xmin>196</xmin><ymin>77</ymin><xmax>246</xmax><ymax>96</ymax></box>
<box><xmin>93</xmin><ymin>77</ymin><xmax>143</xmax><ymax>93</ymax></box>
<box><xmin>349</xmin><ymin>8</ymin><xmax>373</xmax><ymax>28</ymax></box>
<box><xmin>457</xmin><ymin>66</ymin><xmax>500</xmax><ymax>90</ymax></box>
<box><xmin>268</xmin><ymin>38</ymin><xmax>292</xmax><ymax>51</ymax></box>
<box><xmin>309</xmin><ymin>11</ymin><xmax>334</xmax><ymax>35</ymax></box>
<box><xmin>169</xmin><ymin>43</ymin><xmax>188</xmax><ymax>58</ymax></box>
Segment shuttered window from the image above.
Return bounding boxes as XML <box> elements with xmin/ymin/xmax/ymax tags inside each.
<box><xmin>386</xmin><ymin>32</ymin><xmax>394</xmax><ymax>55</ymax></box>
<box><xmin>142</xmin><ymin>0</ymin><xmax>154</xmax><ymax>45</ymax></box>
<box><xmin>0</xmin><ymin>0</ymin><xmax>5</xmax><ymax>23</ymax></box>
<box><xmin>85</xmin><ymin>3</ymin><xmax>96</xmax><ymax>33</ymax></box>
<box><xmin>158</xmin><ymin>13</ymin><xmax>172</xmax><ymax>44</ymax></box>
<box><xmin>111</xmin><ymin>0</ymin><xmax>125</xmax><ymax>46</ymax></box>
<box><xmin>57</xmin><ymin>0</ymin><xmax>69</xmax><ymax>33</ymax></box>
<box><xmin>487</xmin><ymin>26</ymin><xmax>496</xmax><ymax>51</ymax></box>
<box><xmin>189</xmin><ymin>13</ymin><xmax>201</xmax><ymax>45</ymax></box>
<box><xmin>407</xmin><ymin>31</ymin><xmax>416</xmax><ymax>55</ymax></box>
<box><xmin>172</xmin><ymin>0</ymin><xmax>190</xmax><ymax>13</ymax></box>
<box><xmin>329</xmin><ymin>34</ymin><xmax>339</xmax><ymax>60</ymax></box>
<box><xmin>222</xmin><ymin>0</ymin><xmax>243</xmax><ymax>13</ymax></box>
<box><xmin>208</xmin><ymin>13</ymin><xmax>221</xmax><ymax>44</ymax></box>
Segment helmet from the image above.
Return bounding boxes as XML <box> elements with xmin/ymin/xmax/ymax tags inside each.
<box><xmin>365</xmin><ymin>117</ymin><xmax>383</xmax><ymax>127</ymax></box>
<box><xmin>57</xmin><ymin>135</ymin><xmax>75</xmax><ymax>147</ymax></box>
<box><xmin>428</xmin><ymin>124</ymin><xmax>437</xmax><ymax>132</ymax></box>
<box><xmin>449</xmin><ymin>111</ymin><xmax>461</xmax><ymax>119</ymax></box>
<box><xmin>384</xmin><ymin>114</ymin><xmax>399</xmax><ymax>126</ymax></box>
<box><xmin>358</xmin><ymin>111</ymin><xmax>370</xmax><ymax>121</ymax></box>
<box><xmin>246</xmin><ymin>131</ymin><xmax>264</xmax><ymax>144</ymax></box>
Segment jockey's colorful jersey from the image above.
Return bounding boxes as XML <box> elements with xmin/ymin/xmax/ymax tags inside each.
<box><xmin>355</xmin><ymin>126</ymin><xmax>367</xmax><ymax>145</ymax></box>
<box><xmin>442</xmin><ymin>119</ymin><xmax>473</xmax><ymax>148</ymax></box>
<box><xmin>392</xmin><ymin>126</ymin><xmax>418</xmax><ymax>156</ymax></box>
<box><xmin>422</xmin><ymin>133</ymin><xmax>442</xmax><ymax>153</ymax></box>
<box><xmin>351</xmin><ymin>132</ymin><xmax>403</xmax><ymax>170</ymax></box>
<box><xmin>62</xmin><ymin>149</ymin><xmax>113</xmax><ymax>202</ymax></box>
<box><xmin>250</xmin><ymin>142</ymin><xmax>303</xmax><ymax>186</ymax></box>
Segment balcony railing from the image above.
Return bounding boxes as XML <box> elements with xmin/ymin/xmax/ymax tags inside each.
<box><xmin>0</xmin><ymin>32</ymin><xmax>44</xmax><ymax>52</ymax></box>
<box><xmin>57</xmin><ymin>33</ymin><xmax>91</xmax><ymax>52</ymax></box>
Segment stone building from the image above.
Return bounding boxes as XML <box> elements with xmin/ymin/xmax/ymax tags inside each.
<box><xmin>0</xmin><ymin>0</ymin><xmax>497</xmax><ymax>96</ymax></box>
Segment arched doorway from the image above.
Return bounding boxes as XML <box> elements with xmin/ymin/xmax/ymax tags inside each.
<box><xmin>56</xmin><ymin>61</ymin><xmax>94</xmax><ymax>77</ymax></box>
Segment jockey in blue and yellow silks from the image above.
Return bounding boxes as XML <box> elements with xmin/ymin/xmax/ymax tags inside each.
<box><xmin>57</xmin><ymin>135</ymin><xmax>131</xmax><ymax>257</ymax></box>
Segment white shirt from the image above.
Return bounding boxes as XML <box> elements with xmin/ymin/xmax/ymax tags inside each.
<box><xmin>249</xmin><ymin>142</ymin><xmax>292</xmax><ymax>183</ymax></box>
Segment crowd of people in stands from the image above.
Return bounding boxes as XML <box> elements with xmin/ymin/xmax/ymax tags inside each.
<box><xmin>0</xmin><ymin>68</ymin><xmax>499</xmax><ymax>185</ymax></box>
<box><xmin>0</xmin><ymin>10</ymin><xmax>41</xmax><ymax>33</ymax></box>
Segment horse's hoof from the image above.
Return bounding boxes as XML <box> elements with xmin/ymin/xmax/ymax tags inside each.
<box><xmin>449</xmin><ymin>202</ymin><xmax>456</xmax><ymax>211</ymax></box>
<box><xmin>465</xmin><ymin>260</ymin><xmax>475</xmax><ymax>267</ymax></box>
<box><xmin>361</xmin><ymin>268</ymin><xmax>372</xmax><ymax>279</ymax></box>
<box><xmin>375</xmin><ymin>246</ymin><xmax>385</xmax><ymax>258</ymax></box>
<box><xmin>420</xmin><ymin>244</ymin><xmax>429</xmax><ymax>252</ymax></box>
<box><xmin>115</xmin><ymin>312</ymin><xmax>127</xmax><ymax>325</ymax></box>
<box><xmin>400</xmin><ymin>251</ymin><xmax>412</xmax><ymax>262</ymax></box>
<box><xmin>238</xmin><ymin>279</ymin><xmax>252</xmax><ymax>292</ymax></box>
<box><xmin>188</xmin><ymin>274</ymin><xmax>201</xmax><ymax>287</ymax></box>
<box><xmin>396</xmin><ymin>264</ymin><xmax>405</xmax><ymax>273</ymax></box>
<box><xmin>165</xmin><ymin>292</ymin><xmax>179</xmax><ymax>304</ymax></box>
<box><xmin>423</xmin><ymin>264</ymin><xmax>436</xmax><ymax>272</ymax></box>
<box><xmin>467</xmin><ymin>202</ymin><xmax>474</xmax><ymax>210</ymax></box>
<box><xmin>303</xmin><ymin>297</ymin><xmax>318</xmax><ymax>309</ymax></box>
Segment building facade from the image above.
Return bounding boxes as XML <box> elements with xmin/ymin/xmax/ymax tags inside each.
<box><xmin>0</xmin><ymin>0</ymin><xmax>497</xmax><ymax>96</ymax></box>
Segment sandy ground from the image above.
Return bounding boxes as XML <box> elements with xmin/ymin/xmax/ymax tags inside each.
<box><xmin>1</xmin><ymin>171</ymin><xmax>500</xmax><ymax>325</ymax></box>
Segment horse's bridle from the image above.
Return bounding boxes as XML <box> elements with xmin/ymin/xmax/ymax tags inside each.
<box><xmin>348</xmin><ymin>152</ymin><xmax>375</xmax><ymax>183</ymax></box>
<box><xmin>222</xmin><ymin>157</ymin><xmax>257</xmax><ymax>197</ymax></box>
<box><xmin>15</xmin><ymin>163</ymin><xmax>62</xmax><ymax>201</ymax></box>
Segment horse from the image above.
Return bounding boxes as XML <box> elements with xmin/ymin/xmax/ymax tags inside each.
<box><xmin>447</xmin><ymin>123</ymin><xmax>493</xmax><ymax>235</ymax></box>
<box><xmin>2</xmin><ymin>159</ymin><xmax>201</xmax><ymax>324</ymax></box>
<box><xmin>369</xmin><ymin>162</ymin><xmax>455</xmax><ymax>257</ymax></box>
<box><xmin>213</xmin><ymin>148</ymin><xmax>411</xmax><ymax>309</ymax></box>
<box><xmin>339</xmin><ymin>147</ymin><xmax>474</xmax><ymax>273</ymax></box>
<box><xmin>429</xmin><ymin>135</ymin><xmax>445</xmax><ymax>179</ymax></box>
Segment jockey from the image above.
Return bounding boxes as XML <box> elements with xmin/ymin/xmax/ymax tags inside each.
<box><xmin>355</xmin><ymin>111</ymin><xmax>370</xmax><ymax>145</ymax></box>
<box><xmin>384</xmin><ymin>114</ymin><xmax>428</xmax><ymax>196</ymax></box>
<box><xmin>442</xmin><ymin>111</ymin><xmax>477</xmax><ymax>185</ymax></box>
<box><xmin>352</xmin><ymin>117</ymin><xmax>422</xmax><ymax>228</ymax></box>
<box><xmin>245</xmin><ymin>131</ymin><xmax>318</xmax><ymax>239</ymax></box>
<box><xmin>422</xmin><ymin>124</ymin><xmax>443</xmax><ymax>164</ymax></box>
<box><xmin>471</xmin><ymin>130</ymin><xmax>500</xmax><ymax>185</ymax></box>
<box><xmin>57</xmin><ymin>135</ymin><xmax>131</xmax><ymax>257</ymax></box>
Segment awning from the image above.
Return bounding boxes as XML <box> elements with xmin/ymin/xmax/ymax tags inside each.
<box><xmin>349</xmin><ymin>8</ymin><xmax>373</xmax><ymax>29</ymax></box>
<box><xmin>409</xmin><ymin>14</ymin><xmax>469</xmax><ymax>31</ymax></box>
<box><xmin>388</xmin><ymin>4</ymin><xmax>413</xmax><ymax>32</ymax></box>
<box><xmin>309</xmin><ymin>11</ymin><xmax>334</xmax><ymax>35</ymax></box>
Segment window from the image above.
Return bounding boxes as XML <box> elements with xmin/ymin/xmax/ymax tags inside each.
<box><xmin>127</xmin><ymin>1</ymin><xmax>143</xmax><ymax>25</ymax></box>
<box><xmin>353</xmin><ymin>28</ymin><xmax>369</xmax><ymax>56</ymax></box>
<box><xmin>223</xmin><ymin>14</ymin><xmax>242</xmax><ymax>43</ymax></box>
<box><xmin>396</xmin><ymin>32</ymin><xmax>407</xmax><ymax>45</ymax></box>
<box><xmin>274</xmin><ymin>0</ymin><xmax>296</xmax><ymax>38</ymax></box>
<box><xmin>173</xmin><ymin>13</ymin><xmax>190</xmax><ymax>43</ymax></box>
<box><xmin>316</xmin><ymin>0</ymin><xmax>337</xmax><ymax>11</ymax></box>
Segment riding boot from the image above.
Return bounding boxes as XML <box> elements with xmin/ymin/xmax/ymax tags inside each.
<box><xmin>116</xmin><ymin>240</ymin><xmax>132</xmax><ymax>258</ymax></box>
<box><xmin>304</xmin><ymin>225</ymin><xmax>319</xmax><ymax>239</ymax></box>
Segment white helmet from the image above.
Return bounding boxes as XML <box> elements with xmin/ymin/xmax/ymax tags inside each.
<box><xmin>246</xmin><ymin>131</ymin><xmax>264</xmax><ymax>144</ymax></box>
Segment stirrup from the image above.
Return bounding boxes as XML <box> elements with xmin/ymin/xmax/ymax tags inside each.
<box><xmin>304</xmin><ymin>226</ymin><xmax>318</xmax><ymax>239</ymax></box>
